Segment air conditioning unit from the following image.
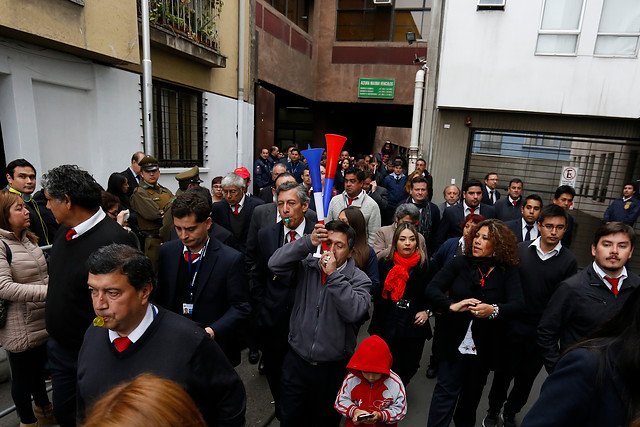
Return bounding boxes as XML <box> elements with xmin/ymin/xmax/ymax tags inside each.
<box><xmin>373</xmin><ymin>0</ymin><xmax>392</xmax><ymax>5</ymax></box>
<box><xmin>477</xmin><ymin>0</ymin><xmax>505</xmax><ymax>10</ymax></box>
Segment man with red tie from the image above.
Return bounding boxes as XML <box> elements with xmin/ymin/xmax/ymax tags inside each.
<box><xmin>436</xmin><ymin>178</ymin><xmax>496</xmax><ymax>244</ymax></box>
<box><xmin>41</xmin><ymin>165</ymin><xmax>132</xmax><ymax>427</ymax></box>
<box><xmin>494</xmin><ymin>178</ymin><xmax>524</xmax><ymax>222</ymax></box>
<box><xmin>538</xmin><ymin>222</ymin><xmax>640</xmax><ymax>374</ymax></box>
<box><xmin>155</xmin><ymin>192</ymin><xmax>251</xmax><ymax>367</ymax></box>
<box><xmin>211</xmin><ymin>172</ymin><xmax>264</xmax><ymax>253</ymax></box>
<box><xmin>77</xmin><ymin>244</ymin><xmax>246</xmax><ymax>426</ymax></box>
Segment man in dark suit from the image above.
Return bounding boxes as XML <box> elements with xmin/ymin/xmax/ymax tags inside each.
<box><xmin>504</xmin><ymin>194</ymin><xmax>543</xmax><ymax>243</ymax></box>
<box><xmin>253</xmin><ymin>181</ymin><xmax>315</xmax><ymax>420</ymax></box>
<box><xmin>552</xmin><ymin>185</ymin><xmax>576</xmax><ymax>248</ymax></box>
<box><xmin>494</xmin><ymin>178</ymin><xmax>524</xmax><ymax>222</ymax></box>
<box><xmin>121</xmin><ymin>151</ymin><xmax>145</xmax><ymax>198</ymax></box>
<box><xmin>482</xmin><ymin>172</ymin><xmax>500</xmax><ymax>205</ymax></box>
<box><xmin>363</xmin><ymin>170</ymin><xmax>388</xmax><ymax>216</ymax></box>
<box><xmin>156</xmin><ymin>192</ymin><xmax>251</xmax><ymax>367</ymax></box>
<box><xmin>538</xmin><ymin>222</ymin><xmax>639</xmax><ymax>374</ymax></box>
<box><xmin>437</xmin><ymin>178</ymin><xmax>496</xmax><ymax>244</ymax></box>
<box><xmin>405</xmin><ymin>175</ymin><xmax>440</xmax><ymax>256</ymax></box>
<box><xmin>258</xmin><ymin>163</ymin><xmax>287</xmax><ymax>203</ymax></box>
<box><xmin>211</xmin><ymin>172</ymin><xmax>265</xmax><ymax>253</ymax></box>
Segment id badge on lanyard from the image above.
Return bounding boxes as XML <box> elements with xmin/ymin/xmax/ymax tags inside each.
<box><xmin>184</xmin><ymin>240</ymin><xmax>209</xmax><ymax>315</ymax></box>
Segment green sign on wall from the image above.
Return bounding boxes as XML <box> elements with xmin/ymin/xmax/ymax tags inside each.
<box><xmin>358</xmin><ymin>78</ymin><xmax>395</xmax><ymax>99</ymax></box>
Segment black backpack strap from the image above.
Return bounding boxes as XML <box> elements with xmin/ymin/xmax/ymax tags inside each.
<box><xmin>1</xmin><ymin>240</ymin><xmax>11</xmax><ymax>265</ymax></box>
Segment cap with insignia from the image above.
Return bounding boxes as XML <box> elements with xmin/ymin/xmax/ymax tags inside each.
<box><xmin>138</xmin><ymin>155</ymin><xmax>159</xmax><ymax>172</ymax></box>
<box><xmin>175</xmin><ymin>166</ymin><xmax>203</xmax><ymax>184</ymax></box>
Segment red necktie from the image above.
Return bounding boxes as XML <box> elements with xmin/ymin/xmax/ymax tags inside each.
<box><xmin>184</xmin><ymin>252</ymin><xmax>200</xmax><ymax>263</ymax></box>
<box><xmin>233</xmin><ymin>205</ymin><xmax>239</xmax><ymax>215</ymax></box>
<box><xmin>347</xmin><ymin>197</ymin><xmax>358</xmax><ymax>206</ymax></box>
<box><xmin>289</xmin><ymin>231</ymin><xmax>297</xmax><ymax>242</ymax></box>
<box><xmin>469</xmin><ymin>208</ymin><xmax>476</xmax><ymax>214</ymax></box>
<box><xmin>66</xmin><ymin>229</ymin><xmax>77</xmax><ymax>241</ymax></box>
<box><xmin>605</xmin><ymin>277</ymin><xmax>620</xmax><ymax>296</ymax></box>
<box><xmin>113</xmin><ymin>336</ymin><xmax>132</xmax><ymax>352</ymax></box>
<box><xmin>513</xmin><ymin>200</ymin><xmax>517</xmax><ymax>207</ymax></box>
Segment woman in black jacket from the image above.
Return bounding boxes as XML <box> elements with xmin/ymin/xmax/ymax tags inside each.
<box><xmin>425</xmin><ymin>219</ymin><xmax>524</xmax><ymax>427</ymax></box>
<box><xmin>368</xmin><ymin>222</ymin><xmax>438</xmax><ymax>385</ymax></box>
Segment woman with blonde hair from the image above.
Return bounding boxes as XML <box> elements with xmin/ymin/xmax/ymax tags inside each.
<box><xmin>0</xmin><ymin>189</ymin><xmax>52</xmax><ymax>427</ymax></box>
<box><xmin>82</xmin><ymin>373</ymin><xmax>206</xmax><ymax>427</ymax></box>
<box><xmin>368</xmin><ymin>222</ymin><xmax>438</xmax><ymax>385</ymax></box>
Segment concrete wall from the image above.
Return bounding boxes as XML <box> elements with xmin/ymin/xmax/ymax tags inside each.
<box><xmin>0</xmin><ymin>0</ymin><xmax>139</xmax><ymax>65</ymax></box>
<box><xmin>437</xmin><ymin>0</ymin><xmax>640</xmax><ymax>118</ymax></box>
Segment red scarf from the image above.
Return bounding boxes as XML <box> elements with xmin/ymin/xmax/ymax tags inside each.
<box><xmin>383</xmin><ymin>251</ymin><xmax>420</xmax><ymax>301</ymax></box>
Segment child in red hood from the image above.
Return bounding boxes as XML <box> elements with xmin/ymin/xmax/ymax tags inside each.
<box><xmin>334</xmin><ymin>335</ymin><xmax>407</xmax><ymax>426</ymax></box>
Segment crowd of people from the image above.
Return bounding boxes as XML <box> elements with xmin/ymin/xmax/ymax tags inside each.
<box><xmin>0</xmin><ymin>143</ymin><xmax>638</xmax><ymax>427</ymax></box>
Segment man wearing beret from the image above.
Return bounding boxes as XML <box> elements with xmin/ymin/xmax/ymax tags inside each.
<box><xmin>130</xmin><ymin>155</ymin><xmax>174</xmax><ymax>272</ymax></box>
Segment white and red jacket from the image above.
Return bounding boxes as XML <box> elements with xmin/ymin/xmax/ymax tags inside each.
<box><xmin>334</xmin><ymin>335</ymin><xmax>407</xmax><ymax>426</ymax></box>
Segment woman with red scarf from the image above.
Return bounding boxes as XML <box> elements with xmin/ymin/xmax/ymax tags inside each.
<box><xmin>368</xmin><ymin>223</ymin><xmax>438</xmax><ymax>385</ymax></box>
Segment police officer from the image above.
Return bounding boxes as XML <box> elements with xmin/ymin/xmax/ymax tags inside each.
<box><xmin>254</xmin><ymin>148</ymin><xmax>273</xmax><ymax>194</ymax></box>
<box><xmin>130</xmin><ymin>155</ymin><xmax>174</xmax><ymax>272</ymax></box>
<box><xmin>175</xmin><ymin>166</ymin><xmax>203</xmax><ymax>196</ymax></box>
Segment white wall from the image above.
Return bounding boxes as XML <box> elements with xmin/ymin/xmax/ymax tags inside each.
<box><xmin>0</xmin><ymin>39</ymin><xmax>142</xmax><ymax>188</ymax></box>
<box><xmin>437</xmin><ymin>0</ymin><xmax>640</xmax><ymax>118</ymax></box>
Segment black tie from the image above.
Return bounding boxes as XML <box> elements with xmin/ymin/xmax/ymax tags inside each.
<box><xmin>490</xmin><ymin>190</ymin><xmax>495</xmax><ymax>203</ymax></box>
<box><xmin>525</xmin><ymin>225</ymin><xmax>533</xmax><ymax>241</ymax></box>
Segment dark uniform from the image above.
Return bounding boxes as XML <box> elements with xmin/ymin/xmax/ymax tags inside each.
<box><xmin>130</xmin><ymin>156</ymin><xmax>174</xmax><ymax>271</ymax></box>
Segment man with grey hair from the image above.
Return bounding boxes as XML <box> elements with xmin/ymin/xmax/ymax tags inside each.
<box><xmin>212</xmin><ymin>172</ymin><xmax>264</xmax><ymax>253</ymax></box>
<box><xmin>438</xmin><ymin>185</ymin><xmax>460</xmax><ymax>218</ymax></box>
<box><xmin>253</xmin><ymin>181</ymin><xmax>316</xmax><ymax>418</ymax></box>
<box><xmin>42</xmin><ymin>165</ymin><xmax>133</xmax><ymax>426</ymax></box>
<box><xmin>373</xmin><ymin>203</ymin><xmax>427</xmax><ymax>259</ymax></box>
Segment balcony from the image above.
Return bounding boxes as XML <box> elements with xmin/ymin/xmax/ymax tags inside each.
<box><xmin>138</xmin><ymin>0</ymin><xmax>226</xmax><ymax>68</ymax></box>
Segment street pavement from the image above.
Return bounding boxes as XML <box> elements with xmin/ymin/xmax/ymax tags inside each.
<box><xmin>0</xmin><ymin>320</ymin><xmax>547</xmax><ymax>426</ymax></box>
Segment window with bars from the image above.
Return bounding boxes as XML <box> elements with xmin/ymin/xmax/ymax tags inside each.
<box><xmin>336</xmin><ymin>0</ymin><xmax>431</xmax><ymax>42</ymax></box>
<box><xmin>152</xmin><ymin>81</ymin><xmax>204</xmax><ymax>168</ymax></box>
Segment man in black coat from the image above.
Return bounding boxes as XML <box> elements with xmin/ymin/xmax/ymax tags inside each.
<box><xmin>538</xmin><ymin>221</ymin><xmax>639</xmax><ymax>374</ymax></box>
<box><xmin>437</xmin><ymin>178</ymin><xmax>496</xmax><ymax>244</ymax></box>
<box><xmin>121</xmin><ymin>151</ymin><xmax>145</xmax><ymax>198</ymax></box>
<box><xmin>504</xmin><ymin>194</ymin><xmax>543</xmax><ymax>243</ymax></box>
<box><xmin>156</xmin><ymin>192</ymin><xmax>251</xmax><ymax>367</ymax></box>
<box><xmin>252</xmin><ymin>181</ymin><xmax>316</xmax><ymax>420</ymax></box>
<box><xmin>552</xmin><ymin>185</ymin><xmax>576</xmax><ymax>248</ymax></box>
<box><xmin>482</xmin><ymin>172</ymin><xmax>500</xmax><ymax>205</ymax></box>
<box><xmin>212</xmin><ymin>172</ymin><xmax>265</xmax><ymax>253</ymax></box>
<box><xmin>405</xmin><ymin>175</ymin><xmax>440</xmax><ymax>256</ymax></box>
<box><xmin>494</xmin><ymin>178</ymin><xmax>524</xmax><ymax>222</ymax></box>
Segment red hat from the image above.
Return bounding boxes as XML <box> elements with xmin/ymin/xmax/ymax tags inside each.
<box><xmin>234</xmin><ymin>167</ymin><xmax>250</xmax><ymax>179</ymax></box>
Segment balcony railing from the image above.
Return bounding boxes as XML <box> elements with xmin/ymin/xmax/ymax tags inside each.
<box><xmin>139</xmin><ymin>0</ymin><xmax>222</xmax><ymax>51</ymax></box>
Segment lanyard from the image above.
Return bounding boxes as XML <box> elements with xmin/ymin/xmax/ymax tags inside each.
<box><xmin>186</xmin><ymin>239</ymin><xmax>209</xmax><ymax>303</ymax></box>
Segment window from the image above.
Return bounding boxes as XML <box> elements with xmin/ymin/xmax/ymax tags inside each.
<box><xmin>336</xmin><ymin>0</ymin><xmax>431</xmax><ymax>42</ymax></box>
<box><xmin>152</xmin><ymin>81</ymin><xmax>204</xmax><ymax>167</ymax></box>
<box><xmin>536</xmin><ymin>0</ymin><xmax>585</xmax><ymax>55</ymax></box>
<box><xmin>266</xmin><ymin>0</ymin><xmax>310</xmax><ymax>32</ymax></box>
<box><xmin>594</xmin><ymin>0</ymin><xmax>640</xmax><ymax>56</ymax></box>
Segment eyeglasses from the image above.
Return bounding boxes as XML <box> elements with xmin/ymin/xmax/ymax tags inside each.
<box><xmin>107</xmin><ymin>209</ymin><xmax>119</xmax><ymax>217</ymax></box>
<box><xmin>541</xmin><ymin>224</ymin><xmax>566</xmax><ymax>231</ymax></box>
<box><xmin>222</xmin><ymin>189</ymin><xmax>238</xmax><ymax>195</ymax></box>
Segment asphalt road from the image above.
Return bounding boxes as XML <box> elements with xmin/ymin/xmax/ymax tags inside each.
<box><xmin>0</xmin><ymin>321</ymin><xmax>547</xmax><ymax>426</ymax></box>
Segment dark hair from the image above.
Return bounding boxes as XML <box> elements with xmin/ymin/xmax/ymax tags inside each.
<box><xmin>554</xmin><ymin>185</ymin><xmax>576</xmax><ymax>200</ymax></box>
<box><xmin>593</xmin><ymin>222</ymin><xmax>636</xmax><ymax>248</ymax></box>
<box><xmin>363</xmin><ymin>170</ymin><xmax>374</xmax><ymax>181</ymax></box>
<box><xmin>575</xmin><ymin>286</ymin><xmax>640</xmax><ymax>424</ymax></box>
<box><xmin>87</xmin><ymin>244</ymin><xmax>155</xmax><ymax>291</ymax></box>
<box><xmin>387</xmin><ymin>222</ymin><xmax>426</xmax><ymax>267</ymax></box>
<box><xmin>344</xmin><ymin>167</ymin><xmax>365</xmax><ymax>182</ymax></box>
<box><xmin>537</xmin><ymin>204</ymin><xmax>568</xmax><ymax>224</ymax></box>
<box><xmin>185</xmin><ymin>187</ymin><xmax>213</xmax><ymax>212</ymax></box>
<box><xmin>392</xmin><ymin>160</ymin><xmax>403</xmax><ymax>167</ymax></box>
<box><xmin>416</xmin><ymin>158</ymin><xmax>426</xmax><ymax>165</ymax></box>
<box><xmin>339</xmin><ymin>207</ymin><xmax>368</xmax><ymax>270</ymax></box>
<box><xmin>325</xmin><ymin>220</ymin><xmax>356</xmax><ymax>252</ymax></box>
<box><xmin>41</xmin><ymin>165</ymin><xmax>102</xmax><ymax>210</ymax></box>
<box><xmin>275</xmin><ymin>181</ymin><xmax>309</xmax><ymax>205</ymax></box>
<box><xmin>107</xmin><ymin>173</ymin><xmax>129</xmax><ymax>206</ymax></box>
<box><xmin>290</xmin><ymin>147</ymin><xmax>300</xmax><ymax>154</ymax></box>
<box><xmin>509</xmin><ymin>178</ymin><xmax>523</xmax><ymax>187</ymax></box>
<box><xmin>101</xmin><ymin>191</ymin><xmax>120</xmax><ymax>213</ymax></box>
<box><xmin>524</xmin><ymin>194</ymin><xmax>543</xmax><ymax>206</ymax></box>
<box><xmin>484</xmin><ymin>172</ymin><xmax>498</xmax><ymax>180</ymax></box>
<box><xmin>274</xmin><ymin>172</ymin><xmax>295</xmax><ymax>188</ymax></box>
<box><xmin>211</xmin><ymin>176</ymin><xmax>222</xmax><ymax>186</ymax></box>
<box><xmin>172</xmin><ymin>192</ymin><xmax>211</xmax><ymax>223</ymax></box>
<box><xmin>462</xmin><ymin>179</ymin><xmax>483</xmax><ymax>193</ymax></box>
<box><xmin>464</xmin><ymin>219</ymin><xmax>519</xmax><ymax>267</ymax></box>
<box><xmin>6</xmin><ymin>159</ymin><xmax>36</xmax><ymax>178</ymax></box>
<box><xmin>410</xmin><ymin>175</ymin><xmax>428</xmax><ymax>189</ymax></box>
<box><xmin>624</xmin><ymin>181</ymin><xmax>636</xmax><ymax>190</ymax></box>
<box><xmin>459</xmin><ymin>213</ymin><xmax>486</xmax><ymax>230</ymax></box>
